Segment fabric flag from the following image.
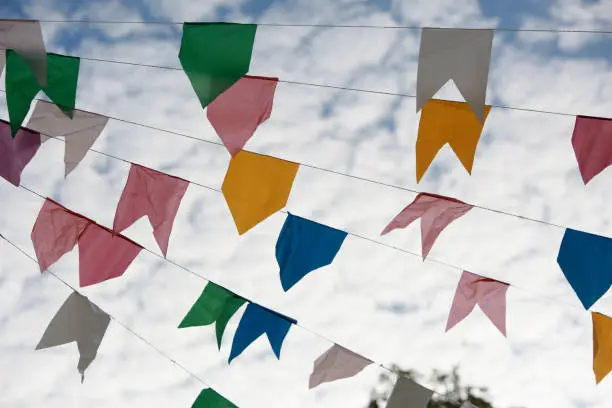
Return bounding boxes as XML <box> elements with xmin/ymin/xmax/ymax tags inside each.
<box><xmin>191</xmin><ymin>389</ymin><xmax>237</xmax><ymax>408</ymax></box>
<box><xmin>6</xmin><ymin>51</ymin><xmax>79</xmax><ymax>137</ymax></box>
<box><xmin>386</xmin><ymin>376</ymin><xmax>434</xmax><ymax>408</ymax></box>
<box><xmin>309</xmin><ymin>344</ymin><xmax>372</xmax><ymax>389</ymax></box>
<box><xmin>179</xmin><ymin>22</ymin><xmax>257</xmax><ymax>109</ymax></box>
<box><xmin>446</xmin><ymin>271</ymin><xmax>510</xmax><ymax>336</ymax></box>
<box><xmin>416</xmin><ymin>28</ymin><xmax>493</xmax><ymax>122</ymax></box>
<box><xmin>36</xmin><ymin>291</ymin><xmax>110</xmax><ymax>382</ymax></box>
<box><xmin>26</xmin><ymin>100</ymin><xmax>109</xmax><ymax>177</ymax></box>
<box><xmin>78</xmin><ymin>223</ymin><xmax>142</xmax><ymax>287</ymax></box>
<box><xmin>179</xmin><ymin>282</ymin><xmax>247</xmax><ymax>349</ymax></box>
<box><xmin>0</xmin><ymin>119</ymin><xmax>41</xmax><ymax>186</ymax></box>
<box><xmin>0</xmin><ymin>48</ymin><xmax>5</xmax><ymax>72</ymax></box>
<box><xmin>557</xmin><ymin>228</ymin><xmax>612</xmax><ymax>310</ymax></box>
<box><xmin>207</xmin><ymin>75</ymin><xmax>278</xmax><ymax>157</ymax></box>
<box><xmin>416</xmin><ymin>99</ymin><xmax>491</xmax><ymax>183</ymax></box>
<box><xmin>381</xmin><ymin>193</ymin><xmax>473</xmax><ymax>260</ymax></box>
<box><xmin>222</xmin><ymin>151</ymin><xmax>299</xmax><ymax>235</ymax></box>
<box><xmin>113</xmin><ymin>164</ymin><xmax>189</xmax><ymax>257</ymax></box>
<box><xmin>593</xmin><ymin>312</ymin><xmax>612</xmax><ymax>384</ymax></box>
<box><xmin>0</xmin><ymin>19</ymin><xmax>47</xmax><ymax>87</ymax></box>
<box><xmin>460</xmin><ymin>402</ymin><xmax>479</xmax><ymax>408</ymax></box>
<box><xmin>571</xmin><ymin>115</ymin><xmax>612</xmax><ymax>185</ymax></box>
<box><xmin>31</xmin><ymin>198</ymin><xmax>91</xmax><ymax>272</ymax></box>
<box><xmin>276</xmin><ymin>213</ymin><xmax>347</xmax><ymax>291</ymax></box>
<box><xmin>229</xmin><ymin>303</ymin><xmax>296</xmax><ymax>363</ymax></box>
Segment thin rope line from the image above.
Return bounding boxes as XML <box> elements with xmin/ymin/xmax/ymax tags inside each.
<box><xmin>21</xmin><ymin>19</ymin><xmax>612</xmax><ymax>34</ymax></box>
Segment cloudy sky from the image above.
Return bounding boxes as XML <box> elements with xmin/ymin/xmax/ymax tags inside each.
<box><xmin>2</xmin><ymin>0</ymin><xmax>612</xmax><ymax>407</ymax></box>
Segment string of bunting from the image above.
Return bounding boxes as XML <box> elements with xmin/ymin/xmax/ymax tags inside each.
<box><xmin>2</xmin><ymin>18</ymin><xmax>612</xmax><ymax>407</ymax></box>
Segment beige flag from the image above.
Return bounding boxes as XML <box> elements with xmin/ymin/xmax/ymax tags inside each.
<box><xmin>386</xmin><ymin>376</ymin><xmax>433</xmax><ymax>408</ymax></box>
<box><xmin>0</xmin><ymin>20</ymin><xmax>47</xmax><ymax>87</ymax></box>
<box><xmin>309</xmin><ymin>344</ymin><xmax>372</xmax><ymax>389</ymax></box>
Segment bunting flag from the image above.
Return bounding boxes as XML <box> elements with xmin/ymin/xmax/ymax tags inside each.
<box><xmin>0</xmin><ymin>48</ymin><xmax>4</xmax><ymax>72</ymax></box>
<box><xmin>557</xmin><ymin>228</ymin><xmax>612</xmax><ymax>309</ymax></box>
<box><xmin>0</xmin><ymin>119</ymin><xmax>41</xmax><ymax>186</ymax></box>
<box><xmin>416</xmin><ymin>99</ymin><xmax>491</xmax><ymax>182</ymax></box>
<box><xmin>381</xmin><ymin>193</ymin><xmax>473</xmax><ymax>260</ymax></box>
<box><xmin>113</xmin><ymin>164</ymin><xmax>189</xmax><ymax>257</ymax></box>
<box><xmin>229</xmin><ymin>303</ymin><xmax>296</xmax><ymax>363</ymax></box>
<box><xmin>179</xmin><ymin>282</ymin><xmax>247</xmax><ymax>349</ymax></box>
<box><xmin>386</xmin><ymin>376</ymin><xmax>434</xmax><ymax>408</ymax></box>
<box><xmin>416</xmin><ymin>28</ymin><xmax>494</xmax><ymax>122</ymax></box>
<box><xmin>222</xmin><ymin>151</ymin><xmax>299</xmax><ymax>235</ymax></box>
<box><xmin>6</xmin><ymin>51</ymin><xmax>79</xmax><ymax>137</ymax></box>
<box><xmin>461</xmin><ymin>402</ymin><xmax>478</xmax><ymax>408</ymax></box>
<box><xmin>26</xmin><ymin>100</ymin><xmax>109</xmax><ymax>177</ymax></box>
<box><xmin>207</xmin><ymin>75</ymin><xmax>278</xmax><ymax>157</ymax></box>
<box><xmin>179</xmin><ymin>22</ymin><xmax>257</xmax><ymax>109</ymax></box>
<box><xmin>593</xmin><ymin>312</ymin><xmax>612</xmax><ymax>384</ymax></box>
<box><xmin>31</xmin><ymin>198</ymin><xmax>142</xmax><ymax>287</ymax></box>
<box><xmin>309</xmin><ymin>344</ymin><xmax>372</xmax><ymax>389</ymax></box>
<box><xmin>191</xmin><ymin>389</ymin><xmax>237</xmax><ymax>408</ymax></box>
<box><xmin>36</xmin><ymin>291</ymin><xmax>110</xmax><ymax>382</ymax></box>
<box><xmin>276</xmin><ymin>213</ymin><xmax>347</xmax><ymax>291</ymax></box>
<box><xmin>0</xmin><ymin>19</ymin><xmax>47</xmax><ymax>87</ymax></box>
<box><xmin>446</xmin><ymin>271</ymin><xmax>509</xmax><ymax>336</ymax></box>
<box><xmin>571</xmin><ymin>115</ymin><xmax>612</xmax><ymax>185</ymax></box>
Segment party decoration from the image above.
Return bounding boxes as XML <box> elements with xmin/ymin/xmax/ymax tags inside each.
<box><xmin>191</xmin><ymin>389</ymin><xmax>237</xmax><ymax>408</ymax></box>
<box><xmin>461</xmin><ymin>402</ymin><xmax>478</xmax><ymax>408</ymax></box>
<box><xmin>6</xmin><ymin>51</ymin><xmax>79</xmax><ymax>136</ymax></box>
<box><xmin>0</xmin><ymin>19</ymin><xmax>47</xmax><ymax>87</ymax></box>
<box><xmin>571</xmin><ymin>115</ymin><xmax>612</xmax><ymax>184</ymax></box>
<box><xmin>113</xmin><ymin>164</ymin><xmax>189</xmax><ymax>257</ymax></box>
<box><xmin>229</xmin><ymin>303</ymin><xmax>296</xmax><ymax>363</ymax></box>
<box><xmin>593</xmin><ymin>312</ymin><xmax>612</xmax><ymax>384</ymax></box>
<box><xmin>207</xmin><ymin>75</ymin><xmax>278</xmax><ymax>156</ymax></box>
<box><xmin>386</xmin><ymin>376</ymin><xmax>433</xmax><ymax>408</ymax></box>
<box><xmin>0</xmin><ymin>119</ymin><xmax>41</xmax><ymax>186</ymax></box>
<box><xmin>36</xmin><ymin>291</ymin><xmax>110</xmax><ymax>382</ymax></box>
<box><xmin>222</xmin><ymin>151</ymin><xmax>299</xmax><ymax>234</ymax></box>
<box><xmin>26</xmin><ymin>100</ymin><xmax>109</xmax><ymax>177</ymax></box>
<box><xmin>309</xmin><ymin>344</ymin><xmax>372</xmax><ymax>389</ymax></box>
<box><xmin>276</xmin><ymin>213</ymin><xmax>347</xmax><ymax>291</ymax></box>
<box><xmin>179</xmin><ymin>282</ymin><xmax>247</xmax><ymax>349</ymax></box>
<box><xmin>557</xmin><ymin>228</ymin><xmax>612</xmax><ymax>309</ymax></box>
<box><xmin>179</xmin><ymin>22</ymin><xmax>257</xmax><ymax>109</ymax></box>
<box><xmin>416</xmin><ymin>28</ymin><xmax>494</xmax><ymax>122</ymax></box>
<box><xmin>416</xmin><ymin>99</ymin><xmax>491</xmax><ymax>182</ymax></box>
<box><xmin>78</xmin><ymin>223</ymin><xmax>143</xmax><ymax>287</ymax></box>
<box><xmin>446</xmin><ymin>271</ymin><xmax>509</xmax><ymax>336</ymax></box>
<box><xmin>381</xmin><ymin>193</ymin><xmax>472</xmax><ymax>260</ymax></box>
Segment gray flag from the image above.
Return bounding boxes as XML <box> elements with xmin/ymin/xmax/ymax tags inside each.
<box><xmin>309</xmin><ymin>344</ymin><xmax>372</xmax><ymax>389</ymax></box>
<box><xmin>386</xmin><ymin>375</ymin><xmax>434</xmax><ymax>408</ymax></box>
<box><xmin>0</xmin><ymin>20</ymin><xmax>47</xmax><ymax>87</ymax></box>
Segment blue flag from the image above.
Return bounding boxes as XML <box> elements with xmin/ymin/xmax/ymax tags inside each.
<box><xmin>276</xmin><ymin>213</ymin><xmax>348</xmax><ymax>291</ymax></box>
<box><xmin>557</xmin><ymin>228</ymin><xmax>612</xmax><ymax>309</ymax></box>
<box><xmin>229</xmin><ymin>303</ymin><xmax>296</xmax><ymax>363</ymax></box>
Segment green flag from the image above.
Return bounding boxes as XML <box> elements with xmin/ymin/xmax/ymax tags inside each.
<box><xmin>179</xmin><ymin>282</ymin><xmax>246</xmax><ymax>349</ymax></box>
<box><xmin>179</xmin><ymin>22</ymin><xmax>256</xmax><ymax>109</ymax></box>
<box><xmin>6</xmin><ymin>50</ymin><xmax>79</xmax><ymax>137</ymax></box>
<box><xmin>191</xmin><ymin>389</ymin><xmax>237</xmax><ymax>408</ymax></box>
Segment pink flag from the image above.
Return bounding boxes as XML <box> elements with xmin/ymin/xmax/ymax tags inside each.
<box><xmin>446</xmin><ymin>271</ymin><xmax>509</xmax><ymax>336</ymax></box>
<box><xmin>78</xmin><ymin>223</ymin><xmax>142</xmax><ymax>287</ymax></box>
<box><xmin>207</xmin><ymin>75</ymin><xmax>278</xmax><ymax>156</ymax></box>
<box><xmin>572</xmin><ymin>115</ymin><xmax>612</xmax><ymax>184</ymax></box>
<box><xmin>31</xmin><ymin>199</ymin><xmax>91</xmax><ymax>272</ymax></box>
<box><xmin>0</xmin><ymin>119</ymin><xmax>41</xmax><ymax>186</ymax></box>
<box><xmin>113</xmin><ymin>164</ymin><xmax>189</xmax><ymax>257</ymax></box>
<box><xmin>381</xmin><ymin>193</ymin><xmax>473</xmax><ymax>260</ymax></box>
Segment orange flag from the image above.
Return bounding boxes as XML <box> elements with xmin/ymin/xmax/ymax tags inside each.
<box><xmin>222</xmin><ymin>151</ymin><xmax>299</xmax><ymax>234</ymax></box>
<box><xmin>416</xmin><ymin>99</ymin><xmax>491</xmax><ymax>183</ymax></box>
<box><xmin>593</xmin><ymin>312</ymin><xmax>612</xmax><ymax>384</ymax></box>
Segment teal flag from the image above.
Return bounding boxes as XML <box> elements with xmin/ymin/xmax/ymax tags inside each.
<box><xmin>179</xmin><ymin>282</ymin><xmax>247</xmax><ymax>349</ymax></box>
<box><xmin>179</xmin><ymin>23</ymin><xmax>256</xmax><ymax>109</ymax></box>
<box><xmin>6</xmin><ymin>50</ymin><xmax>79</xmax><ymax>137</ymax></box>
<box><xmin>192</xmin><ymin>389</ymin><xmax>237</xmax><ymax>408</ymax></box>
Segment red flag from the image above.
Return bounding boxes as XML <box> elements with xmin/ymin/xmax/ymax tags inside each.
<box><xmin>207</xmin><ymin>75</ymin><xmax>278</xmax><ymax>156</ymax></box>
<box><xmin>572</xmin><ymin>115</ymin><xmax>612</xmax><ymax>184</ymax></box>
<box><xmin>0</xmin><ymin>119</ymin><xmax>41</xmax><ymax>186</ymax></box>
<box><xmin>113</xmin><ymin>164</ymin><xmax>189</xmax><ymax>256</ymax></box>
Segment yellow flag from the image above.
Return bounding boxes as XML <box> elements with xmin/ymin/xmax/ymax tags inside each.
<box><xmin>222</xmin><ymin>151</ymin><xmax>299</xmax><ymax>235</ymax></box>
<box><xmin>593</xmin><ymin>312</ymin><xmax>612</xmax><ymax>384</ymax></box>
<box><xmin>416</xmin><ymin>99</ymin><xmax>491</xmax><ymax>183</ymax></box>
